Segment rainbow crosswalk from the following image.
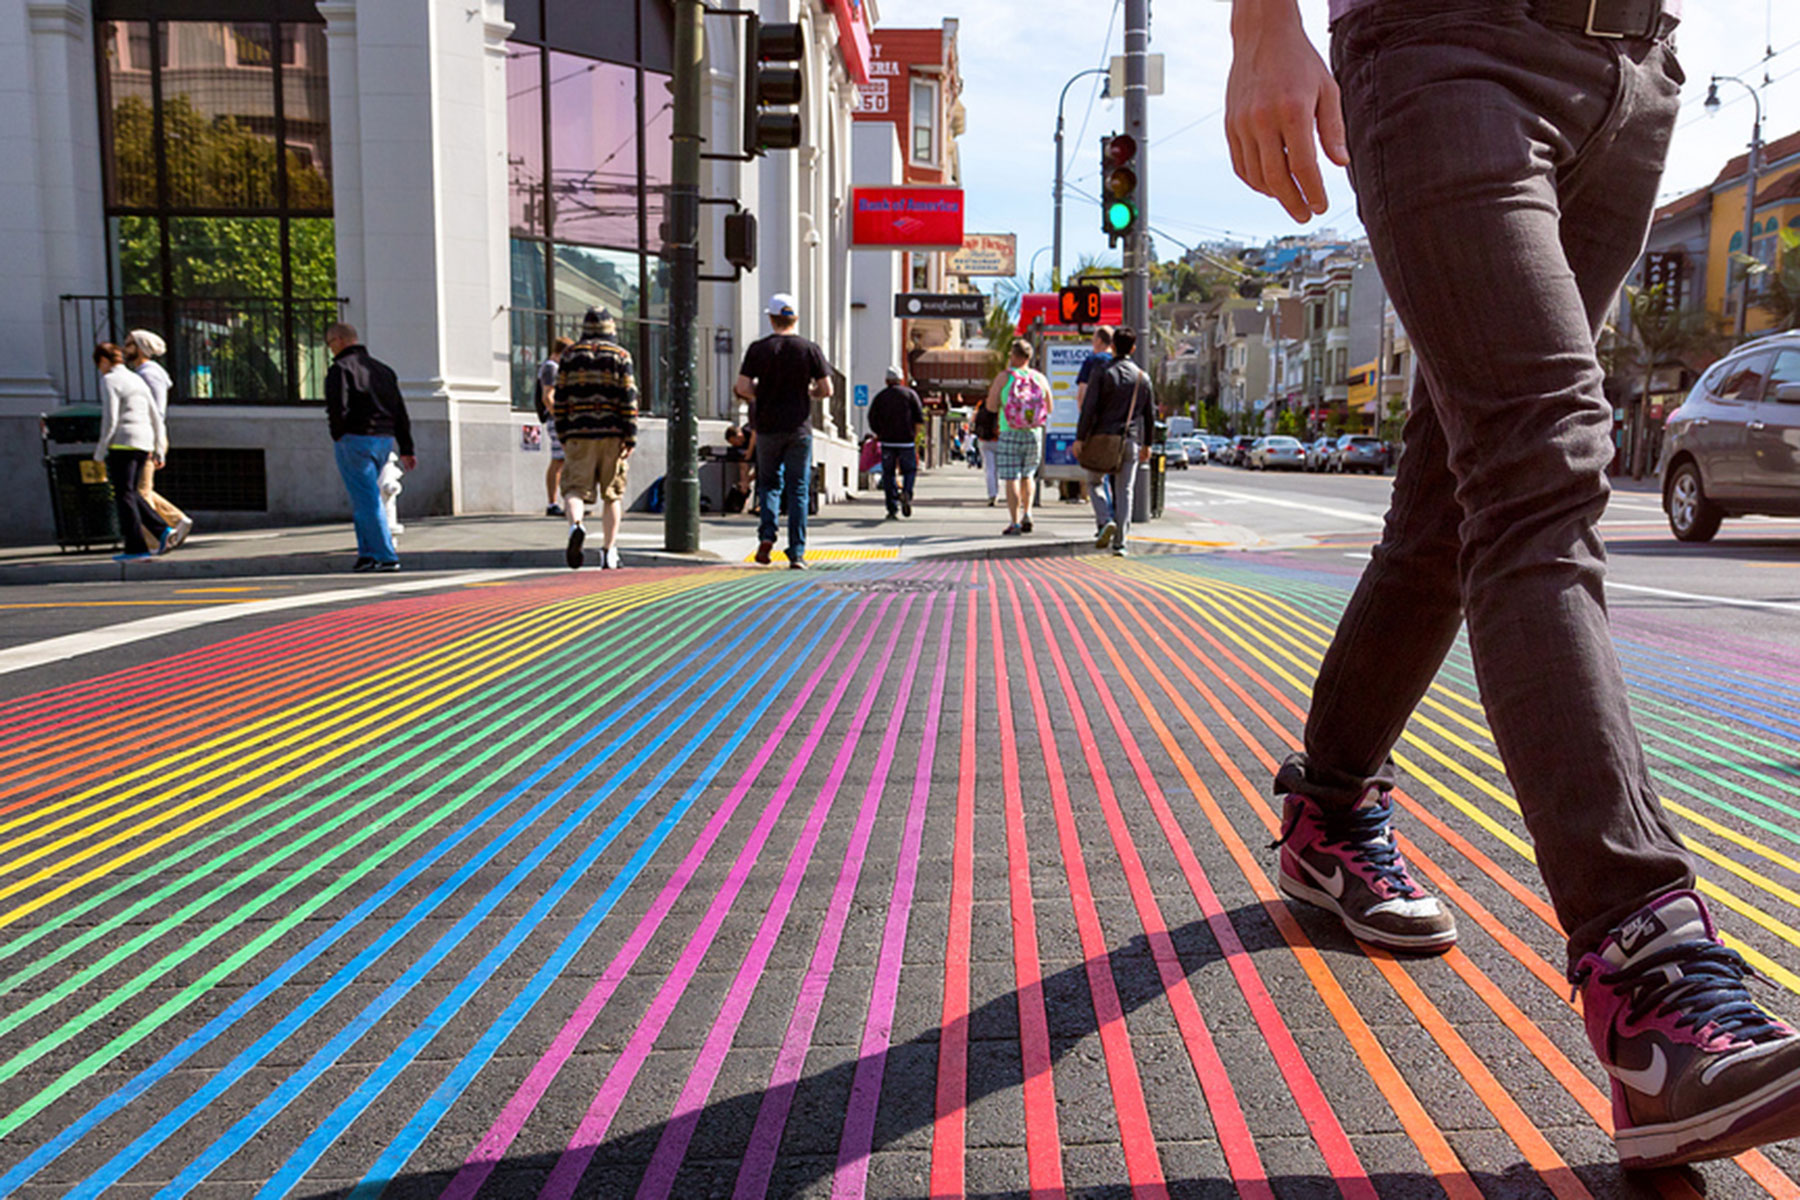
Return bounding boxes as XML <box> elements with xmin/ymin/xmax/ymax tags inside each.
<box><xmin>0</xmin><ymin>556</ymin><xmax>1795</xmax><ymax>1198</ymax></box>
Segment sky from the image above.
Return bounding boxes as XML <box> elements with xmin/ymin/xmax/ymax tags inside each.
<box><xmin>871</xmin><ymin>0</ymin><xmax>1800</xmax><ymax>286</ymax></box>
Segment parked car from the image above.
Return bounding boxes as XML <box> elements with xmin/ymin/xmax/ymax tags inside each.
<box><xmin>1660</xmin><ymin>332</ymin><xmax>1800</xmax><ymax>542</ymax></box>
<box><xmin>1329</xmin><ymin>434</ymin><xmax>1388</xmax><ymax>474</ymax></box>
<box><xmin>1302</xmin><ymin>437</ymin><xmax>1331</xmax><ymax>471</ymax></box>
<box><xmin>1250</xmin><ymin>435</ymin><xmax>1307</xmax><ymax>470</ymax></box>
<box><xmin>1163</xmin><ymin>440</ymin><xmax>1190</xmax><ymax>469</ymax></box>
<box><xmin>1204</xmin><ymin>435</ymin><xmax>1234</xmax><ymax>463</ymax></box>
<box><xmin>1182</xmin><ymin>437</ymin><xmax>1210</xmax><ymax>465</ymax></box>
<box><xmin>1230</xmin><ymin>435</ymin><xmax>1258</xmax><ymax>466</ymax></box>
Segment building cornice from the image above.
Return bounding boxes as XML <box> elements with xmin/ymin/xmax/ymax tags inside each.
<box><xmin>25</xmin><ymin>1</ymin><xmax>85</xmax><ymax>37</ymax></box>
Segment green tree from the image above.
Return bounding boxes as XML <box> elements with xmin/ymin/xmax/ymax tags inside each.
<box><xmin>1751</xmin><ymin>227</ymin><xmax>1800</xmax><ymax>333</ymax></box>
<box><xmin>1618</xmin><ymin>284</ymin><xmax>1722</xmax><ymax>479</ymax></box>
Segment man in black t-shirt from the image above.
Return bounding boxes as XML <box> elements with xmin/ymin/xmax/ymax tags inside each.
<box><xmin>734</xmin><ymin>293</ymin><xmax>833</xmax><ymax>568</ymax></box>
<box><xmin>867</xmin><ymin>366</ymin><xmax>924</xmax><ymax>519</ymax></box>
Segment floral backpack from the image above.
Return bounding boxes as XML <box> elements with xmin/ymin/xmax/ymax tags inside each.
<box><xmin>1003</xmin><ymin>368</ymin><xmax>1052</xmax><ymax>431</ymax></box>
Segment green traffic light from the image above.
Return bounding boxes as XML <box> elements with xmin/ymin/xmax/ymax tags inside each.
<box><xmin>1105</xmin><ymin>200</ymin><xmax>1135</xmax><ymax>233</ymax></box>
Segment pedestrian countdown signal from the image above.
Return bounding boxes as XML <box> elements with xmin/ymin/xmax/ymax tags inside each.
<box><xmin>1059</xmin><ymin>285</ymin><xmax>1102</xmax><ymax>327</ymax></box>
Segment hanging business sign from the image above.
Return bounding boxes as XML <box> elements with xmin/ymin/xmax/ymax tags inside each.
<box><xmin>827</xmin><ymin>0</ymin><xmax>873</xmax><ymax>84</ymax></box>
<box><xmin>947</xmin><ymin>233</ymin><xmax>1018</xmax><ymax>278</ymax></box>
<box><xmin>851</xmin><ymin>187</ymin><xmax>965</xmax><ymax>249</ymax></box>
<box><xmin>893</xmin><ymin>293</ymin><xmax>986</xmax><ymax>319</ymax></box>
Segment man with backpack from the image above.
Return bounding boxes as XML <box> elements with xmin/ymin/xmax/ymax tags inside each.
<box><xmin>535</xmin><ymin>336</ymin><xmax>572</xmax><ymax>516</ymax></box>
<box><xmin>554</xmin><ymin>309</ymin><xmax>637</xmax><ymax>570</ymax></box>
<box><xmin>734</xmin><ymin>293</ymin><xmax>833</xmax><ymax>569</ymax></box>
<box><xmin>982</xmin><ymin>339</ymin><xmax>1052</xmax><ymax>535</ymax></box>
<box><xmin>1073</xmin><ymin>326</ymin><xmax>1152</xmax><ymax>556</ymax></box>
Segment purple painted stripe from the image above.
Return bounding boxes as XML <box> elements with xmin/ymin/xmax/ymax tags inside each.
<box><xmin>725</xmin><ymin>592</ymin><xmax>939</xmax><ymax>1200</ymax></box>
<box><xmin>440</xmin><ymin>595</ymin><xmax>879</xmax><ymax>1200</ymax></box>
<box><xmin>535</xmin><ymin>594</ymin><xmax>917</xmax><ymax>1199</ymax></box>
<box><xmin>829</xmin><ymin>590</ymin><xmax>957</xmax><ymax>1199</ymax></box>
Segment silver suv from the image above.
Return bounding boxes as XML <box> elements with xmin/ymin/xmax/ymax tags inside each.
<box><xmin>1659</xmin><ymin>332</ymin><xmax>1800</xmax><ymax>542</ymax></box>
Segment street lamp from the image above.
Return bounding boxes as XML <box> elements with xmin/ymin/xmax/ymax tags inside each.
<box><xmin>1706</xmin><ymin>74</ymin><xmax>1763</xmax><ymax>339</ymax></box>
<box><xmin>1053</xmin><ymin>67</ymin><xmax>1109</xmax><ymax>292</ymax></box>
<box><xmin>1027</xmin><ymin>244</ymin><xmax>1051</xmax><ymax>291</ymax></box>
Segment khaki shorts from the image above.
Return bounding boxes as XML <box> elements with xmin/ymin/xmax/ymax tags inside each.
<box><xmin>560</xmin><ymin>436</ymin><xmax>629</xmax><ymax>503</ymax></box>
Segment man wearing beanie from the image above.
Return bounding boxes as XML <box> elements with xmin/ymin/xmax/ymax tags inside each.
<box><xmin>553</xmin><ymin>308</ymin><xmax>638</xmax><ymax>569</ymax></box>
<box><xmin>734</xmin><ymin>293</ymin><xmax>832</xmax><ymax>568</ymax></box>
<box><xmin>866</xmin><ymin>366</ymin><xmax>923</xmax><ymax>519</ymax></box>
<box><xmin>124</xmin><ymin>329</ymin><xmax>192</xmax><ymax>550</ymax></box>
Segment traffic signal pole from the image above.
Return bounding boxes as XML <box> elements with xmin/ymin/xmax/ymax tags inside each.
<box><xmin>1122</xmin><ymin>0</ymin><xmax>1149</xmax><ymax>367</ymax></box>
<box><xmin>664</xmin><ymin>0</ymin><xmax>703</xmax><ymax>552</ymax></box>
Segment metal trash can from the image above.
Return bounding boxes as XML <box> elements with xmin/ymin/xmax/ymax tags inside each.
<box><xmin>40</xmin><ymin>406</ymin><xmax>121</xmax><ymax>552</ymax></box>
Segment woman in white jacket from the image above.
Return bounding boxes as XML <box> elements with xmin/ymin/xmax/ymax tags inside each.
<box><xmin>93</xmin><ymin>342</ymin><xmax>171</xmax><ymax>560</ymax></box>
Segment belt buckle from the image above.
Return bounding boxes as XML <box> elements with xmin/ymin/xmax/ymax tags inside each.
<box><xmin>1584</xmin><ymin>0</ymin><xmax>1654</xmax><ymax>38</ymax></box>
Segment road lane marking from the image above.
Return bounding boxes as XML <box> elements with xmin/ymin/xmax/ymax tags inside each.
<box><xmin>1608</xmin><ymin>581</ymin><xmax>1800</xmax><ymax>614</ymax></box>
<box><xmin>1167</xmin><ymin>483</ymin><xmax>1387</xmax><ymax>525</ymax></box>
<box><xmin>0</xmin><ymin>570</ymin><xmax>534</xmax><ymax>677</ymax></box>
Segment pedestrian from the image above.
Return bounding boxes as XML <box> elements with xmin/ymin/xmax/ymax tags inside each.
<box><xmin>972</xmin><ymin>395</ymin><xmax>1000</xmax><ymax>503</ymax></box>
<box><xmin>536</xmin><ymin>336</ymin><xmax>573</xmax><ymax>516</ymax></box>
<box><xmin>92</xmin><ymin>342</ymin><xmax>172</xmax><ymax>563</ymax></box>
<box><xmin>1074</xmin><ymin>325</ymin><xmax>1114</xmax><ymax>410</ymax></box>
<box><xmin>982</xmin><ymin>339</ymin><xmax>1050</xmax><ymax>535</ymax></box>
<box><xmin>722</xmin><ymin>424</ymin><xmax>754</xmax><ymax>514</ymax></box>
<box><xmin>1228</xmin><ymin>0</ymin><xmax>1800</xmax><ymax>1171</ymax></box>
<box><xmin>553</xmin><ymin>308</ymin><xmax>638</xmax><ymax>570</ymax></box>
<box><xmin>123</xmin><ymin>330</ymin><xmax>192</xmax><ymax>551</ymax></box>
<box><xmin>735</xmin><ymin>292</ymin><xmax>833</xmax><ymax>569</ymax></box>
<box><xmin>867</xmin><ymin>366</ymin><xmax>924</xmax><ymax>520</ymax></box>
<box><xmin>324</xmin><ymin>322</ymin><xmax>414</xmax><ymax>573</ymax></box>
<box><xmin>1072</xmin><ymin>325</ymin><xmax>1151</xmax><ymax>556</ymax></box>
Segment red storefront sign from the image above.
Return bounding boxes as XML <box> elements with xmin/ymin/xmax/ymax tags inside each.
<box><xmin>851</xmin><ymin>187</ymin><xmax>965</xmax><ymax>249</ymax></box>
<box><xmin>1014</xmin><ymin>291</ymin><xmax>1127</xmax><ymax>334</ymax></box>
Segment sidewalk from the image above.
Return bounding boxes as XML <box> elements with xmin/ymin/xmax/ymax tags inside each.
<box><xmin>0</xmin><ymin>464</ymin><xmax>1121</xmax><ymax>585</ymax></box>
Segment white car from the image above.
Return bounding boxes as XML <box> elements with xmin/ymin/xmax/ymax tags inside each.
<box><xmin>1182</xmin><ymin>437</ymin><xmax>1210</xmax><ymax>465</ymax></box>
<box><xmin>1249</xmin><ymin>435</ymin><xmax>1306</xmax><ymax>470</ymax></box>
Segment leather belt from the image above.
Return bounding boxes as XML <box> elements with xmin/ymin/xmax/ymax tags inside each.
<box><xmin>1531</xmin><ymin>0</ymin><xmax>1667</xmax><ymax>38</ymax></box>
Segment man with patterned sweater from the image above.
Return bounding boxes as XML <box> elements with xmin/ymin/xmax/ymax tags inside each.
<box><xmin>553</xmin><ymin>308</ymin><xmax>638</xmax><ymax>570</ymax></box>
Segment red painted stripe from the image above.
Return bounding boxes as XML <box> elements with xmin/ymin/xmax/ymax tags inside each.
<box><xmin>985</xmin><ymin>562</ymin><xmax>1066</xmax><ymax>1199</ymax></box>
<box><xmin>929</xmin><ymin>564</ymin><xmax>979</xmax><ymax>1200</ymax></box>
<box><xmin>999</xmin><ymin>566</ymin><xmax>1168</xmax><ymax>1198</ymax></box>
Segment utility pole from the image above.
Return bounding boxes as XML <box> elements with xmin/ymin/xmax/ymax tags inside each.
<box><xmin>664</xmin><ymin>0</ymin><xmax>703</xmax><ymax>551</ymax></box>
<box><xmin>1122</xmin><ymin>0</ymin><xmax>1149</xmax><ymax>367</ymax></box>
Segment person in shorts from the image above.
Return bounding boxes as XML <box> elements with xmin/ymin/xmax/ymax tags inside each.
<box><xmin>536</xmin><ymin>337</ymin><xmax>572</xmax><ymax>515</ymax></box>
<box><xmin>983</xmin><ymin>339</ymin><xmax>1048</xmax><ymax>535</ymax></box>
<box><xmin>553</xmin><ymin>309</ymin><xmax>637</xmax><ymax>570</ymax></box>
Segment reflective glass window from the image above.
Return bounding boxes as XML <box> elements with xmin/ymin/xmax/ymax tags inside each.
<box><xmin>548</xmin><ymin>53</ymin><xmax>639</xmax><ymax>248</ymax></box>
<box><xmin>552</xmin><ymin>244</ymin><xmax>639</xmax><ymax>320</ymax></box>
<box><xmin>111</xmin><ymin>215</ymin><xmax>161</xmax><ymax>294</ymax></box>
<box><xmin>507</xmin><ymin>46</ymin><xmax>547</xmax><ymax>237</ymax></box>
<box><xmin>642</xmin><ymin>70</ymin><xmax>672</xmax><ymax>251</ymax></box>
<box><xmin>159</xmin><ymin>22</ymin><xmax>280</xmax><ymax>209</ymax></box>
<box><xmin>281</xmin><ymin>23</ymin><xmax>332</xmax><ymax>209</ymax></box>
<box><xmin>1717</xmin><ymin>355</ymin><xmax>1770</xmax><ymax>404</ymax></box>
<box><xmin>101</xmin><ymin>21</ymin><xmax>158</xmax><ymax>209</ymax></box>
<box><xmin>1769</xmin><ymin>350</ymin><xmax>1800</xmax><ymax>401</ymax></box>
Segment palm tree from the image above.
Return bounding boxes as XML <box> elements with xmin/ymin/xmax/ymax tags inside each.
<box><xmin>1620</xmin><ymin>284</ymin><xmax>1721</xmax><ymax>479</ymax></box>
<box><xmin>1751</xmin><ymin>228</ymin><xmax>1800</xmax><ymax>333</ymax></box>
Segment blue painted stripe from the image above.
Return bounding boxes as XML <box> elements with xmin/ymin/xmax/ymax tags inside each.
<box><xmin>2</xmin><ymin>582</ymin><xmax>794</xmax><ymax>1198</ymax></box>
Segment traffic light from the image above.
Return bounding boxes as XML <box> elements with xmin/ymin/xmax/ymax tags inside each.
<box><xmin>1059</xmin><ymin>285</ymin><xmax>1101</xmax><ymax>327</ymax></box>
<box><xmin>724</xmin><ymin>211</ymin><xmax>758</xmax><ymax>273</ymax></box>
<box><xmin>1100</xmin><ymin>133</ymin><xmax>1139</xmax><ymax>244</ymax></box>
<box><xmin>744</xmin><ymin>18</ymin><xmax>804</xmax><ymax>154</ymax></box>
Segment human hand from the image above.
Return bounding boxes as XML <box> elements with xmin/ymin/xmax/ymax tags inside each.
<box><xmin>1071</xmin><ymin>440</ymin><xmax>1084</xmax><ymax>459</ymax></box>
<box><xmin>400</xmin><ymin>455</ymin><xmax>417</xmax><ymax>471</ymax></box>
<box><xmin>1139</xmin><ymin>446</ymin><xmax>1152</xmax><ymax>465</ymax></box>
<box><xmin>1225</xmin><ymin>0</ymin><xmax>1348</xmax><ymax>223</ymax></box>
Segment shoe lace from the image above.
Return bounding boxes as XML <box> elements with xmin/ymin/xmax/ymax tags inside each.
<box><xmin>1271</xmin><ymin>797</ymin><xmax>1421</xmax><ymax>899</ymax></box>
<box><xmin>1577</xmin><ymin>941</ymin><xmax>1786</xmax><ymax>1044</ymax></box>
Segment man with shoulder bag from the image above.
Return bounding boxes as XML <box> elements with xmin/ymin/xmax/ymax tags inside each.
<box><xmin>1072</xmin><ymin>326</ymin><xmax>1152</xmax><ymax>556</ymax></box>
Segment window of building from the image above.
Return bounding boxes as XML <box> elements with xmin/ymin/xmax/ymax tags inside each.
<box><xmin>95</xmin><ymin>6</ymin><xmax>336</xmax><ymax>405</ymax></box>
<box><xmin>911</xmin><ymin>78</ymin><xmax>937</xmax><ymax>165</ymax></box>
<box><xmin>1333</xmin><ymin>347</ymin><xmax>1347</xmax><ymax>383</ymax></box>
<box><xmin>504</xmin><ymin>0</ymin><xmax>676</xmax><ymax>412</ymax></box>
<box><xmin>911</xmin><ymin>255</ymin><xmax>930</xmax><ymax>292</ymax></box>
<box><xmin>1334</xmin><ymin>288</ymin><xmax>1350</xmax><ymax>326</ymax></box>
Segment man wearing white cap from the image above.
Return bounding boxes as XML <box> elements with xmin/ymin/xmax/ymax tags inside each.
<box><xmin>734</xmin><ymin>293</ymin><xmax>833</xmax><ymax>568</ymax></box>
<box><xmin>866</xmin><ymin>365</ymin><xmax>923</xmax><ymax>519</ymax></box>
<box><xmin>124</xmin><ymin>329</ymin><xmax>192</xmax><ymax>550</ymax></box>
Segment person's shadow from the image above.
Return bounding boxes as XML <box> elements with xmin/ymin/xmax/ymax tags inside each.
<box><xmin>297</xmin><ymin>903</ymin><xmax>1684</xmax><ymax>1200</ymax></box>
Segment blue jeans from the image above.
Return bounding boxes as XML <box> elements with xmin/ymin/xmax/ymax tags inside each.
<box><xmin>1085</xmin><ymin>437</ymin><xmax>1139</xmax><ymax>545</ymax></box>
<box><xmin>334</xmin><ymin>433</ymin><xmax>398</xmax><ymax>564</ymax></box>
<box><xmin>880</xmin><ymin>444</ymin><xmax>917</xmax><ymax>515</ymax></box>
<box><xmin>756</xmin><ymin>427</ymin><xmax>812</xmax><ymax>559</ymax></box>
<box><xmin>1289</xmin><ymin>0</ymin><xmax>1692</xmax><ymax>968</ymax></box>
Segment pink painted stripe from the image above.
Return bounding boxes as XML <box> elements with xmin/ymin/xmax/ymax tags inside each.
<box><xmin>439</xmin><ymin>595</ymin><xmax>879</xmax><ymax>1200</ymax></box>
<box><xmin>727</xmin><ymin>594</ymin><xmax>940</xmax><ymax>1200</ymax></box>
<box><xmin>829</xmin><ymin>592</ymin><xmax>957</xmax><ymax>1200</ymax></box>
<box><xmin>534</xmin><ymin>595</ymin><xmax>915</xmax><ymax>1200</ymax></box>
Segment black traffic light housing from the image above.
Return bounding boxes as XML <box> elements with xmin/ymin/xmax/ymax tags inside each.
<box><xmin>724</xmin><ymin>210</ymin><xmax>758</xmax><ymax>273</ymax></box>
<box><xmin>745</xmin><ymin>18</ymin><xmax>804</xmax><ymax>154</ymax></box>
<box><xmin>1100</xmin><ymin>133</ymin><xmax>1140</xmax><ymax>245</ymax></box>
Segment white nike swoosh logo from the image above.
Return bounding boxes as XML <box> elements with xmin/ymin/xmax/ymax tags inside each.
<box><xmin>1606</xmin><ymin>1042</ymin><xmax>1668</xmax><ymax>1096</ymax></box>
<box><xmin>1297</xmin><ymin>856</ymin><xmax>1346</xmax><ymax>899</ymax></box>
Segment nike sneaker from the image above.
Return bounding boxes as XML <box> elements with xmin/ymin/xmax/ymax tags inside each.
<box><xmin>1575</xmin><ymin>889</ymin><xmax>1800</xmax><ymax>1168</ymax></box>
<box><xmin>1272</xmin><ymin>788</ymin><xmax>1457</xmax><ymax>953</ymax></box>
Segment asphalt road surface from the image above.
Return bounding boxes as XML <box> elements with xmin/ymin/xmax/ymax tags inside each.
<box><xmin>2</xmin><ymin>474</ymin><xmax>1799</xmax><ymax>1199</ymax></box>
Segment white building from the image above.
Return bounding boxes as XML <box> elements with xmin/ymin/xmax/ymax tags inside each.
<box><xmin>1</xmin><ymin>0</ymin><xmax>877</xmax><ymax>545</ymax></box>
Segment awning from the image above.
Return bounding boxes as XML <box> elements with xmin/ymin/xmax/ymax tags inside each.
<box><xmin>909</xmin><ymin>348</ymin><xmax>994</xmax><ymax>394</ymax></box>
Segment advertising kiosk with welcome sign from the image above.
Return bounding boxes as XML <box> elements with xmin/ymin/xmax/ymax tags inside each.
<box><xmin>1013</xmin><ymin>291</ymin><xmax>1128</xmax><ymax>486</ymax></box>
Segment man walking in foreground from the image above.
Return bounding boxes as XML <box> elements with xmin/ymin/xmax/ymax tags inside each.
<box><xmin>554</xmin><ymin>309</ymin><xmax>638</xmax><ymax>570</ymax></box>
<box><xmin>1073</xmin><ymin>326</ymin><xmax>1151</xmax><ymax>557</ymax></box>
<box><xmin>325</xmin><ymin>323</ymin><xmax>414</xmax><ymax>573</ymax></box>
<box><xmin>867</xmin><ymin>366</ymin><xmax>924</xmax><ymax>520</ymax></box>
<box><xmin>736</xmin><ymin>293</ymin><xmax>832</xmax><ymax>569</ymax></box>
<box><xmin>1228</xmin><ymin>0</ymin><xmax>1800</xmax><ymax>1169</ymax></box>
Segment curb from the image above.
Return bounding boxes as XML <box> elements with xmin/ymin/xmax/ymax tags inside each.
<box><xmin>0</xmin><ymin>546</ymin><xmax>725</xmax><ymax>587</ymax></box>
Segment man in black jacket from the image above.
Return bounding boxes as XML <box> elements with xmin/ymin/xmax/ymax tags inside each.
<box><xmin>1072</xmin><ymin>326</ymin><xmax>1151</xmax><ymax>556</ymax></box>
<box><xmin>325</xmin><ymin>323</ymin><xmax>415</xmax><ymax>572</ymax></box>
<box><xmin>866</xmin><ymin>366</ymin><xmax>923</xmax><ymax>519</ymax></box>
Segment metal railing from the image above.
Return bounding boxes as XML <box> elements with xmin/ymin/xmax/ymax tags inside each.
<box><xmin>508</xmin><ymin>307</ymin><xmax>740</xmax><ymax>423</ymax></box>
<box><xmin>60</xmin><ymin>294</ymin><xmax>347</xmax><ymax>406</ymax></box>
